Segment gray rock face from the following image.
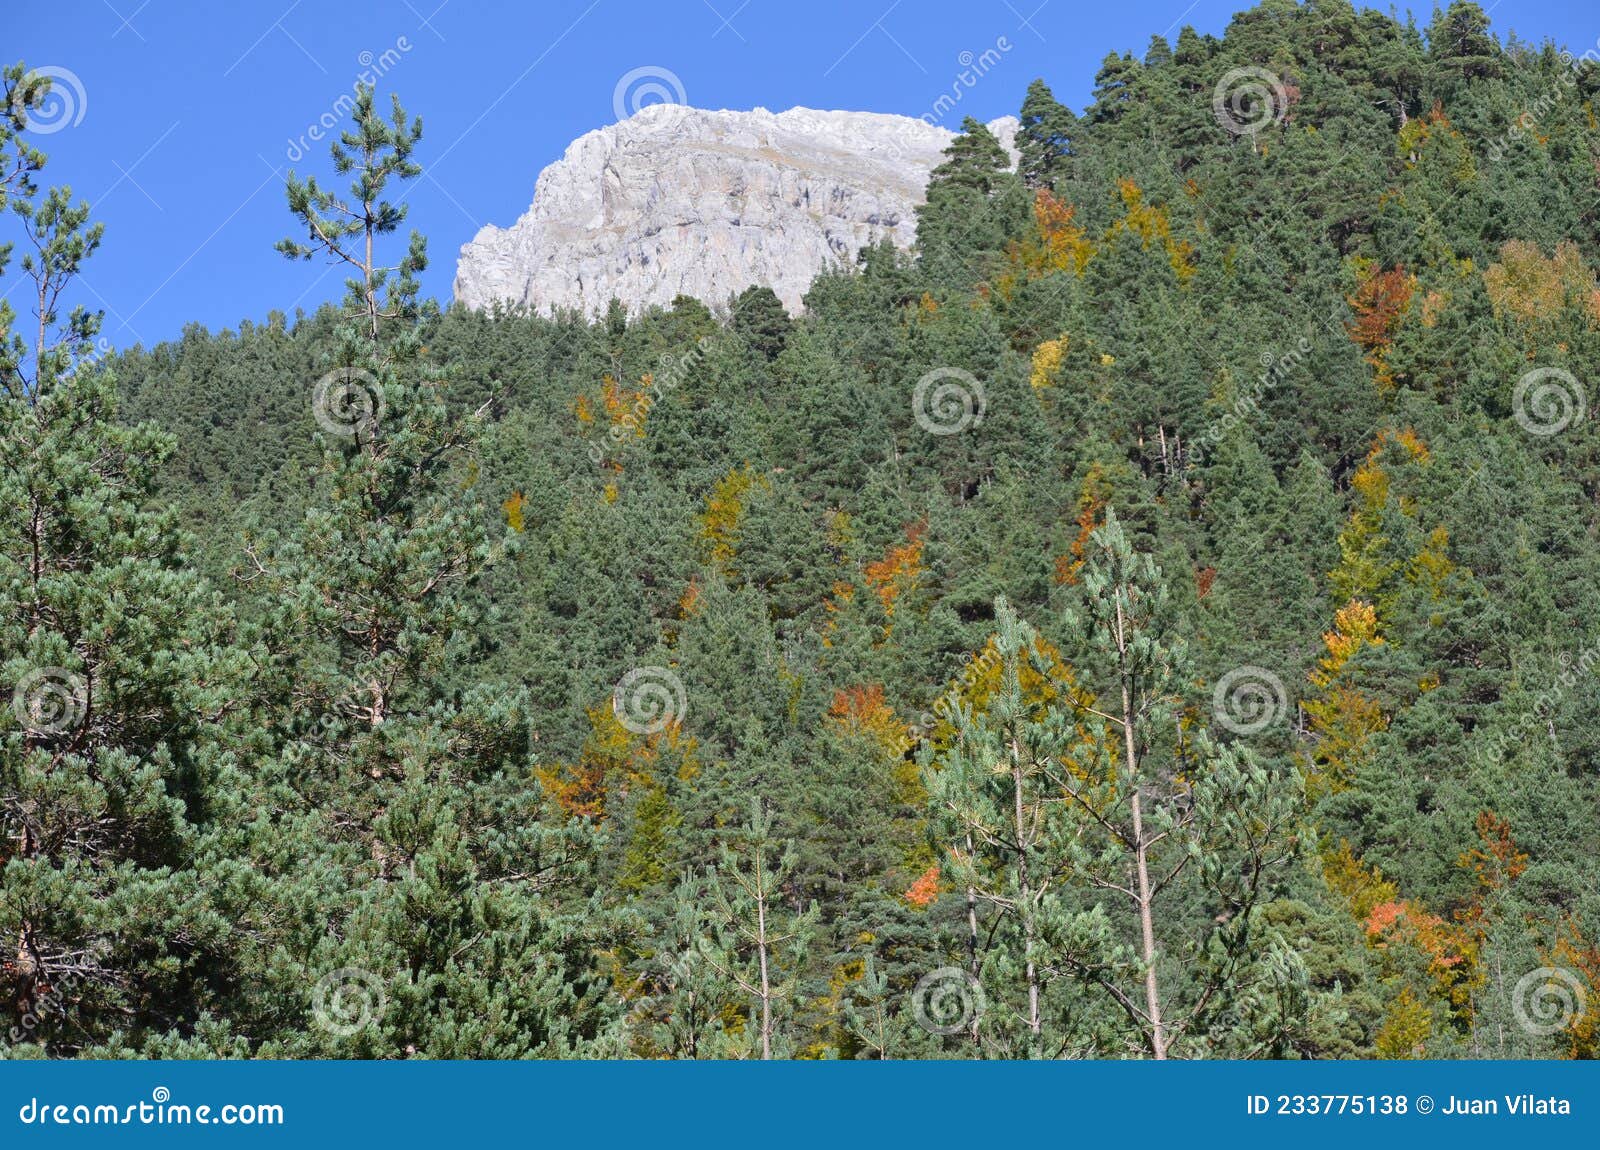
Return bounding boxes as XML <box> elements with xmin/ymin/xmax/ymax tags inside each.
<box><xmin>453</xmin><ymin>105</ymin><xmax>1019</xmax><ymax>316</ymax></box>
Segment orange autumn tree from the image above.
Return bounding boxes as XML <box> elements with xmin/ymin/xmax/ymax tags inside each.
<box><xmin>1548</xmin><ymin>920</ymin><xmax>1600</xmax><ymax>1059</ymax></box>
<box><xmin>822</xmin><ymin>519</ymin><xmax>928</xmax><ymax>647</ymax></box>
<box><xmin>825</xmin><ymin>683</ymin><xmax>929</xmax><ymax>891</ymax></box>
<box><xmin>1054</xmin><ymin>464</ymin><xmax>1111</xmax><ymax>587</ymax></box>
<box><xmin>827</xmin><ymin>684</ymin><xmax>912</xmax><ymax>759</ymax></box>
<box><xmin>904</xmin><ymin>863</ymin><xmax>940</xmax><ymax>909</ymax></box>
<box><xmin>862</xmin><ymin>520</ymin><xmax>926</xmax><ymax>620</ymax></box>
<box><xmin>538</xmin><ymin>702</ymin><xmax>698</xmax><ymax>821</ymax></box>
<box><xmin>1346</xmin><ymin>265</ymin><xmax>1415</xmax><ymax>390</ymax></box>
<box><xmin>1326</xmin><ymin>812</ymin><xmax>1529</xmax><ymax>1056</ymax></box>
<box><xmin>1324</xmin><ymin>842</ymin><xmax>1473</xmax><ymax>1057</ymax></box>
<box><xmin>996</xmin><ymin>188</ymin><xmax>1095</xmax><ymax>301</ymax></box>
<box><xmin>827</xmin><ymin>683</ymin><xmax>920</xmax><ymax>807</ymax></box>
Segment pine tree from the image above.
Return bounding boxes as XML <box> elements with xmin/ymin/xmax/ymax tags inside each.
<box><xmin>276</xmin><ymin>84</ymin><xmax>427</xmax><ymax>345</ymax></box>
<box><xmin>925</xmin><ymin>597</ymin><xmax>1084</xmax><ymax>1057</ymax></box>
<box><xmin>695</xmin><ymin>797</ymin><xmax>817</xmax><ymax>1059</ymax></box>
<box><xmin>1054</xmin><ymin>509</ymin><xmax>1307</xmax><ymax>1057</ymax></box>
<box><xmin>0</xmin><ymin>70</ymin><xmax>250</xmax><ymax>1054</ymax></box>
<box><xmin>233</xmin><ymin>87</ymin><xmax>618</xmax><ymax>1058</ymax></box>
<box><xmin>1017</xmin><ymin>79</ymin><xmax>1076</xmax><ymax>189</ymax></box>
<box><xmin>915</xmin><ymin>117</ymin><xmax>1026</xmax><ymax>291</ymax></box>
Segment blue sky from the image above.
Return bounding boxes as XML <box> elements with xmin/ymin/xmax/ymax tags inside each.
<box><xmin>10</xmin><ymin>0</ymin><xmax>1595</xmax><ymax>351</ymax></box>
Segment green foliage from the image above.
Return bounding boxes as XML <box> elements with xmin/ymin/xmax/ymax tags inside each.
<box><xmin>9</xmin><ymin>0</ymin><xmax>1600</xmax><ymax>1059</ymax></box>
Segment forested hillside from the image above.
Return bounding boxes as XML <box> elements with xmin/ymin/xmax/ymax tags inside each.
<box><xmin>5</xmin><ymin>0</ymin><xmax>1600</xmax><ymax>1060</ymax></box>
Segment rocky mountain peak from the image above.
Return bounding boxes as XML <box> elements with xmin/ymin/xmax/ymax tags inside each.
<box><xmin>453</xmin><ymin>105</ymin><xmax>1019</xmax><ymax>316</ymax></box>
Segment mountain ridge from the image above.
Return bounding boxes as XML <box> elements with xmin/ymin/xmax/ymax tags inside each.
<box><xmin>453</xmin><ymin>104</ymin><xmax>1019</xmax><ymax>316</ymax></box>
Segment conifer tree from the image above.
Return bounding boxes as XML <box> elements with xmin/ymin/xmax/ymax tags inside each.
<box><xmin>1053</xmin><ymin>510</ymin><xmax>1307</xmax><ymax>1057</ymax></box>
<box><xmin>925</xmin><ymin>597</ymin><xmax>1081</xmax><ymax>1057</ymax></box>
<box><xmin>232</xmin><ymin>86</ymin><xmax>618</xmax><ymax>1058</ymax></box>
<box><xmin>0</xmin><ymin>66</ymin><xmax>249</xmax><ymax>1054</ymax></box>
<box><xmin>695</xmin><ymin>797</ymin><xmax>817</xmax><ymax>1059</ymax></box>
<box><xmin>1017</xmin><ymin>79</ymin><xmax>1076</xmax><ymax>189</ymax></box>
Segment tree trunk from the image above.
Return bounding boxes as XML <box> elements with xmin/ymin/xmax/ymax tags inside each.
<box><xmin>964</xmin><ymin>831</ymin><xmax>981</xmax><ymax>1045</ymax></box>
<box><xmin>1117</xmin><ymin>598</ymin><xmax>1168</xmax><ymax>1059</ymax></box>
<box><xmin>1011</xmin><ymin>737</ymin><xmax>1041</xmax><ymax>1055</ymax></box>
<box><xmin>755</xmin><ymin>862</ymin><xmax>773</xmax><ymax>1060</ymax></box>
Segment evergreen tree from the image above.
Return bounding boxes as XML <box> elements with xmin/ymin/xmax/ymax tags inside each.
<box><xmin>0</xmin><ymin>69</ymin><xmax>250</xmax><ymax>1055</ymax></box>
<box><xmin>695</xmin><ymin>797</ymin><xmax>818</xmax><ymax>1059</ymax></box>
<box><xmin>1017</xmin><ymin>79</ymin><xmax>1076</xmax><ymax>189</ymax></box>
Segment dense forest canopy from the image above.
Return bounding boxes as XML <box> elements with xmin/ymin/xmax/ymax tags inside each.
<box><xmin>3</xmin><ymin>0</ymin><xmax>1600</xmax><ymax>1059</ymax></box>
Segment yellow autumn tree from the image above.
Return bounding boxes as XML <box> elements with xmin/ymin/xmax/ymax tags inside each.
<box><xmin>1330</xmin><ymin>428</ymin><xmax>1430</xmax><ymax>610</ymax></box>
<box><xmin>1304</xmin><ymin>599</ymin><xmax>1387</xmax><ymax>798</ymax></box>
<box><xmin>699</xmin><ymin>464</ymin><xmax>764</xmax><ymax>574</ymax></box>
<box><xmin>1030</xmin><ymin>336</ymin><xmax>1067</xmax><ymax>393</ymax></box>
<box><xmin>1483</xmin><ymin>238</ymin><xmax>1600</xmax><ymax>340</ymax></box>
<box><xmin>1107</xmin><ymin>179</ymin><xmax>1195</xmax><ymax>282</ymax></box>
